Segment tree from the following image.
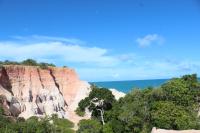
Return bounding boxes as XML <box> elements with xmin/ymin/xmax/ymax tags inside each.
<box><xmin>21</xmin><ymin>59</ymin><xmax>38</xmax><ymax>66</ymax></box>
<box><xmin>51</xmin><ymin>114</ymin><xmax>74</xmax><ymax>133</ymax></box>
<box><xmin>0</xmin><ymin>110</ymin><xmax>75</xmax><ymax>133</ymax></box>
<box><xmin>75</xmin><ymin>107</ymin><xmax>85</xmax><ymax>117</ymax></box>
<box><xmin>161</xmin><ymin>74</ymin><xmax>200</xmax><ymax>109</ymax></box>
<box><xmin>76</xmin><ymin>74</ymin><xmax>200</xmax><ymax>132</ymax></box>
<box><xmin>151</xmin><ymin>101</ymin><xmax>200</xmax><ymax>130</ymax></box>
<box><xmin>77</xmin><ymin>119</ymin><xmax>102</xmax><ymax>133</ymax></box>
<box><xmin>76</xmin><ymin>85</ymin><xmax>116</xmax><ymax>125</ymax></box>
<box><xmin>103</xmin><ymin>123</ymin><xmax>114</xmax><ymax>133</ymax></box>
<box><xmin>115</xmin><ymin>88</ymin><xmax>153</xmax><ymax>133</ymax></box>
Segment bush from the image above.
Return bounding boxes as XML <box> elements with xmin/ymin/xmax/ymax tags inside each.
<box><xmin>77</xmin><ymin>74</ymin><xmax>200</xmax><ymax>133</ymax></box>
<box><xmin>21</xmin><ymin>59</ymin><xmax>38</xmax><ymax>66</ymax></box>
<box><xmin>75</xmin><ymin>107</ymin><xmax>85</xmax><ymax>117</ymax></box>
<box><xmin>39</xmin><ymin>63</ymin><xmax>49</xmax><ymax>69</ymax></box>
<box><xmin>77</xmin><ymin>119</ymin><xmax>102</xmax><ymax>133</ymax></box>
<box><xmin>103</xmin><ymin>123</ymin><xmax>114</xmax><ymax>133</ymax></box>
<box><xmin>0</xmin><ymin>111</ymin><xmax>75</xmax><ymax>133</ymax></box>
<box><xmin>0</xmin><ymin>59</ymin><xmax>56</xmax><ymax>68</ymax></box>
<box><xmin>151</xmin><ymin>101</ymin><xmax>200</xmax><ymax>130</ymax></box>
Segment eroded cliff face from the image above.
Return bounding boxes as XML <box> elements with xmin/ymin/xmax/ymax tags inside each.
<box><xmin>0</xmin><ymin>65</ymin><xmax>90</xmax><ymax>122</ymax></box>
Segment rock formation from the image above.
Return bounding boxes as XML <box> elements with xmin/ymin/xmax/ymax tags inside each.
<box><xmin>151</xmin><ymin>127</ymin><xmax>200</xmax><ymax>133</ymax></box>
<box><xmin>0</xmin><ymin>65</ymin><xmax>90</xmax><ymax>123</ymax></box>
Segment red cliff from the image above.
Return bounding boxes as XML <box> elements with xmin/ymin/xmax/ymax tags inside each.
<box><xmin>0</xmin><ymin>65</ymin><xmax>90</xmax><ymax>123</ymax></box>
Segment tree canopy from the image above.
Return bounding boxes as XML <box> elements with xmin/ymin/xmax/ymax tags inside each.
<box><xmin>0</xmin><ymin>110</ymin><xmax>75</xmax><ymax>133</ymax></box>
<box><xmin>77</xmin><ymin>74</ymin><xmax>200</xmax><ymax>133</ymax></box>
<box><xmin>76</xmin><ymin>85</ymin><xmax>116</xmax><ymax>125</ymax></box>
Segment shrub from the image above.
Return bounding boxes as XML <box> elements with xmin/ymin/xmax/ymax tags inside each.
<box><xmin>21</xmin><ymin>59</ymin><xmax>38</xmax><ymax>66</ymax></box>
<box><xmin>77</xmin><ymin>119</ymin><xmax>102</xmax><ymax>133</ymax></box>
<box><xmin>0</xmin><ymin>59</ymin><xmax>57</xmax><ymax>68</ymax></box>
<box><xmin>75</xmin><ymin>107</ymin><xmax>85</xmax><ymax>117</ymax></box>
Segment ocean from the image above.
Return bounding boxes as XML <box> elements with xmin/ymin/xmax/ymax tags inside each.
<box><xmin>91</xmin><ymin>79</ymin><xmax>169</xmax><ymax>93</ymax></box>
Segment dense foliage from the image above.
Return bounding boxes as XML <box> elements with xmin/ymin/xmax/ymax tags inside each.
<box><xmin>77</xmin><ymin>74</ymin><xmax>200</xmax><ymax>133</ymax></box>
<box><xmin>77</xmin><ymin>119</ymin><xmax>102</xmax><ymax>133</ymax></box>
<box><xmin>0</xmin><ymin>59</ymin><xmax>56</xmax><ymax>69</ymax></box>
<box><xmin>0</xmin><ymin>110</ymin><xmax>75</xmax><ymax>133</ymax></box>
<box><xmin>76</xmin><ymin>85</ymin><xmax>116</xmax><ymax>124</ymax></box>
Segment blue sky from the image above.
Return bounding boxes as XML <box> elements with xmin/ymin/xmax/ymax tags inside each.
<box><xmin>0</xmin><ymin>0</ymin><xmax>200</xmax><ymax>81</ymax></box>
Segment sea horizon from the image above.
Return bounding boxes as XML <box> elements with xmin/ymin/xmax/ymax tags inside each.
<box><xmin>91</xmin><ymin>78</ymin><xmax>200</xmax><ymax>93</ymax></box>
<box><xmin>91</xmin><ymin>78</ymin><xmax>169</xmax><ymax>93</ymax></box>
<box><xmin>90</xmin><ymin>77</ymin><xmax>170</xmax><ymax>83</ymax></box>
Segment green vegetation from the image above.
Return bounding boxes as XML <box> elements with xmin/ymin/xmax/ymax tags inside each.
<box><xmin>0</xmin><ymin>59</ymin><xmax>56</xmax><ymax>69</ymax></box>
<box><xmin>77</xmin><ymin>74</ymin><xmax>200</xmax><ymax>133</ymax></box>
<box><xmin>75</xmin><ymin>107</ymin><xmax>85</xmax><ymax>117</ymax></box>
<box><xmin>0</xmin><ymin>110</ymin><xmax>75</xmax><ymax>133</ymax></box>
<box><xmin>50</xmin><ymin>114</ymin><xmax>75</xmax><ymax>133</ymax></box>
<box><xmin>76</xmin><ymin>85</ymin><xmax>116</xmax><ymax>125</ymax></box>
<box><xmin>77</xmin><ymin>119</ymin><xmax>102</xmax><ymax>133</ymax></box>
<box><xmin>1</xmin><ymin>74</ymin><xmax>200</xmax><ymax>132</ymax></box>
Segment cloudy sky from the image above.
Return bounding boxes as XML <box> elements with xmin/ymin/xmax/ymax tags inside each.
<box><xmin>0</xmin><ymin>0</ymin><xmax>200</xmax><ymax>81</ymax></box>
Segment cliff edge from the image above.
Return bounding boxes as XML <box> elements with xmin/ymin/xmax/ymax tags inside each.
<box><xmin>0</xmin><ymin>65</ymin><xmax>91</xmax><ymax>123</ymax></box>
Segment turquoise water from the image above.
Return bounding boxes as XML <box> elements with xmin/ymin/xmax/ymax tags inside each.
<box><xmin>91</xmin><ymin>79</ymin><xmax>169</xmax><ymax>93</ymax></box>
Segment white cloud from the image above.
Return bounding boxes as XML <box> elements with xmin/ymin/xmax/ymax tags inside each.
<box><xmin>11</xmin><ymin>35</ymin><xmax>85</xmax><ymax>44</ymax></box>
<box><xmin>78</xmin><ymin>59</ymin><xmax>200</xmax><ymax>81</ymax></box>
<box><xmin>0</xmin><ymin>42</ymin><xmax>120</xmax><ymax>67</ymax></box>
<box><xmin>136</xmin><ymin>34</ymin><xmax>164</xmax><ymax>47</ymax></box>
<box><xmin>0</xmin><ymin>35</ymin><xmax>199</xmax><ymax>81</ymax></box>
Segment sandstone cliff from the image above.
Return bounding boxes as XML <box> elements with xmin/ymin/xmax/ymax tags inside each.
<box><xmin>0</xmin><ymin>65</ymin><xmax>91</xmax><ymax>123</ymax></box>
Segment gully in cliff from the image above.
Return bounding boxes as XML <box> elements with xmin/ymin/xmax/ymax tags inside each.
<box><xmin>0</xmin><ymin>60</ymin><xmax>90</xmax><ymax>123</ymax></box>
